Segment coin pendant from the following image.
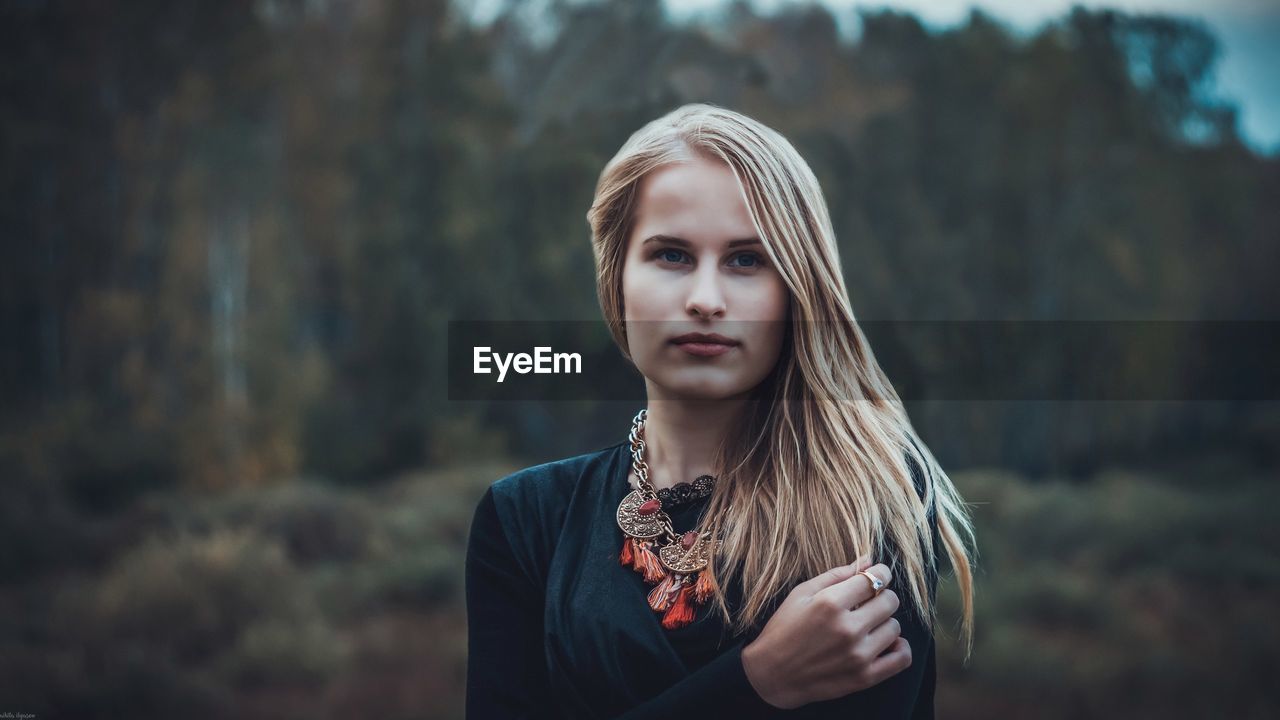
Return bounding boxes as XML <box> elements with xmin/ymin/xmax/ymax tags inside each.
<box><xmin>616</xmin><ymin>489</ymin><xmax>665</xmax><ymax>539</ymax></box>
<box><xmin>659</xmin><ymin>531</ymin><xmax>711</xmax><ymax>573</ymax></box>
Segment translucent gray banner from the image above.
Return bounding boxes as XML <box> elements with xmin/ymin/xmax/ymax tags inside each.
<box><xmin>446</xmin><ymin>320</ymin><xmax>1278</xmax><ymax>401</ymax></box>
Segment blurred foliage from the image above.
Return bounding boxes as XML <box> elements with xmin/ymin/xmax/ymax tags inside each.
<box><xmin>937</xmin><ymin>464</ymin><xmax>1279</xmax><ymax>718</ymax></box>
<box><xmin>1</xmin><ymin>0</ymin><xmax>1277</xmax><ymax>717</ymax></box>
<box><xmin>0</xmin><ymin>459</ymin><xmax>511</xmax><ymax>719</ymax></box>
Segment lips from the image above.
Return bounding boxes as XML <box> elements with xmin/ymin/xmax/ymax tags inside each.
<box><xmin>670</xmin><ymin>332</ymin><xmax>739</xmax><ymax>357</ymax></box>
<box><xmin>669</xmin><ymin>332</ymin><xmax>739</xmax><ymax>347</ymax></box>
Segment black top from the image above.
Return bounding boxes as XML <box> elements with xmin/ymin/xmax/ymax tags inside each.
<box><xmin>465</xmin><ymin>440</ymin><xmax>939</xmax><ymax>719</ymax></box>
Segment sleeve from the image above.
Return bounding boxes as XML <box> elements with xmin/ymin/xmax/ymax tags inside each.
<box><xmin>465</xmin><ymin>486</ymin><xmax>557</xmax><ymax>720</ymax></box>
<box><xmin>611</xmin><ymin>640</ymin><xmax>782</xmax><ymax>719</ymax></box>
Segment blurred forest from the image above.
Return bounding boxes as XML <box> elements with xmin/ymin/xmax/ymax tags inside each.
<box><xmin>1</xmin><ymin>0</ymin><xmax>1277</xmax><ymax>718</ymax></box>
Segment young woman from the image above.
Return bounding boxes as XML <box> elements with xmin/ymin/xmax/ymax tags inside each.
<box><xmin>465</xmin><ymin>104</ymin><xmax>976</xmax><ymax>718</ymax></box>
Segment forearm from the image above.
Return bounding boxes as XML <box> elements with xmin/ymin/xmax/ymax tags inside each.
<box><xmin>612</xmin><ymin>641</ymin><xmax>781</xmax><ymax>720</ymax></box>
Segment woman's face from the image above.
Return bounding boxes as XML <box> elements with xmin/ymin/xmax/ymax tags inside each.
<box><xmin>621</xmin><ymin>155</ymin><xmax>790</xmax><ymax>401</ymax></box>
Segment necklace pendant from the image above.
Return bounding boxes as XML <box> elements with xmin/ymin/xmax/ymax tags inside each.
<box><xmin>616</xmin><ymin>489</ymin><xmax>665</xmax><ymax>539</ymax></box>
<box><xmin>659</xmin><ymin>530</ymin><xmax>712</xmax><ymax>573</ymax></box>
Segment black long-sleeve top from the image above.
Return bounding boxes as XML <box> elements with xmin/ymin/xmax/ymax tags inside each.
<box><xmin>465</xmin><ymin>440</ymin><xmax>939</xmax><ymax>719</ymax></box>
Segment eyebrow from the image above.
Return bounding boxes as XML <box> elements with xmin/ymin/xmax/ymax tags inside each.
<box><xmin>641</xmin><ymin>234</ymin><xmax>762</xmax><ymax>249</ymax></box>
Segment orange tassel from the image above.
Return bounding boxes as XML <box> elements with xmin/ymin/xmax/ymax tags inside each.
<box><xmin>647</xmin><ymin>573</ymin><xmax>684</xmax><ymax>613</ymax></box>
<box><xmin>661</xmin><ymin>582</ymin><xmax>698</xmax><ymax>630</ymax></box>
<box><xmin>693</xmin><ymin>567</ymin><xmax>718</xmax><ymax>604</ymax></box>
<box><xmin>619</xmin><ymin>536</ymin><xmax>635</xmax><ymax>567</ymax></box>
<box><xmin>632</xmin><ymin>541</ymin><xmax>667</xmax><ymax>583</ymax></box>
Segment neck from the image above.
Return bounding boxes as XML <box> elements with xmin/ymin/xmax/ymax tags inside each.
<box><xmin>634</xmin><ymin>391</ymin><xmax>749</xmax><ymax>492</ymax></box>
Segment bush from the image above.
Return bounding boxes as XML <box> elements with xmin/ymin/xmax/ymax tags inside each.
<box><xmin>86</xmin><ymin>525</ymin><xmax>348</xmax><ymax>683</ymax></box>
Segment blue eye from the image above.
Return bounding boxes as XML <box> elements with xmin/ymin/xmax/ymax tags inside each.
<box><xmin>651</xmin><ymin>248</ymin><xmax>765</xmax><ymax>268</ymax></box>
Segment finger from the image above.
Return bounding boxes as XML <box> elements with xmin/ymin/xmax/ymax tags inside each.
<box><xmin>793</xmin><ymin>554</ymin><xmax>874</xmax><ymax>596</ymax></box>
<box><xmin>851</xmin><ymin>588</ymin><xmax>901</xmax><ymax>630</ymax></box>
<box><xmin>861</xmin><ymin>617</ymin><xmax>902</xmax><ymax>658</ymax></box>
<box><xmin>815</xmin><ymin>563</ymin><xmax>891</xmax><ymax>609</ymax></box>
<box><xmin>867</xmin><ymin>636</ymin><xmax>912</xmax><ymax>680</ymax></box>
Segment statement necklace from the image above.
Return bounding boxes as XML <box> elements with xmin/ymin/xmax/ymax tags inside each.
<box><xmin>616</xmin><ymin>408</ymin><xmax>720</xmax><ymax>630</ymax></box>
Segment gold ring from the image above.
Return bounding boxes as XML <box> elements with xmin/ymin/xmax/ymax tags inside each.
<box><xmin>858</xmin><ymin>569</ymin><xmax>885</xmax><ymax>594</ymax></box>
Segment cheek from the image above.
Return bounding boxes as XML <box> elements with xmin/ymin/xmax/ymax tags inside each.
<box><xmin>765</xmin><ymin>281</ymin><xmax>790</xmax><ymax>321</ymax></box>
<box><xmin>620</xmin><ymin>262</ymin><xmax>643</xmax><ymax>319</ymax></box>
<box><xmin>621</xmin><ymin>263</ymin><xmax>676</xmax><ymax>321</ymax></box>
<box><xmin>736</xmin><ymin>276</ymin><xmax>790</xmax><ymax>323</ymax></box>
<box><xmin>747</xmin><ymin>280</ymin><xmax>790</xmax><ymax>355</ymax></box>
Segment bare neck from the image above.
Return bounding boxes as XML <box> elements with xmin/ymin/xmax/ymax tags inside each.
<box><xmin>630</xmin><ymin>396</ymin><xmax>747</xmax><ymax>492</ymax></box>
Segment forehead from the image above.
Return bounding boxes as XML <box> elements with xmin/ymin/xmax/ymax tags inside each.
<box><xmin>631</xmin><ymin>157</ymin><xmax>756</xmax><ymax>241</ymax></box>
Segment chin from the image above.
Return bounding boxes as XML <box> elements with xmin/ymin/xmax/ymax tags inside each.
<box><xmin>651</xmin><ymin>370</ymin><xmax>757</xmax><ymax>401</ymax></box>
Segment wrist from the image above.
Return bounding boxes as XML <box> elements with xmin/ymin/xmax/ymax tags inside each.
<box><xmin>741</xmin><ymin>640</ymin><xmax>789</xmax><ymax>709</ymax></box>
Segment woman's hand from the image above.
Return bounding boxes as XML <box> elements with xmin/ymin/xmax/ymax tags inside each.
<box><xmin>740</xmin><ymin>557</ymin><xmax>912</xmax><ymax>710</ymax></box>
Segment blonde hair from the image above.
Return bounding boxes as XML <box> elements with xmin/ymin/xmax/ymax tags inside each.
<box><xmin>586</xmin><ymin>103</ymin><xmax>976</xmax><ymax>659</ymax></box>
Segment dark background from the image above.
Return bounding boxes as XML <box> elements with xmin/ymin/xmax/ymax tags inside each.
<box><xmin>2</xmin><ymin>0</ymin><xmax>1277</xmax><ymax>718</ymax></box>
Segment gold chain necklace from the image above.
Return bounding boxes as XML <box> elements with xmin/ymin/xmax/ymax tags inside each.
<box><xmin>615</xmin><ymin>408</ymin><xmax>719</xmax><ymax>630</ymax></box>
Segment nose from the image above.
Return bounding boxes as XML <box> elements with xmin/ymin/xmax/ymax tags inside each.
<box><xmin>686</xmin><ymin>263</ymin><xmax>726</xmax><ymax>319</ymax></box>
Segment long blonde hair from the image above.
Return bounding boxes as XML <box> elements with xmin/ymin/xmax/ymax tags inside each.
<box><xmin>586</xmin><ymin>103</ymin><xmax>976</xmax><ymax>659</ymax></box>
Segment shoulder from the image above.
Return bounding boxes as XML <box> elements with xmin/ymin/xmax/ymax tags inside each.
<box><xmin>482</xmin><ymin>440</ymin><xmax>627</xmax><ymax>546</ymax></box>
<box><xmin>474</xmin><ymin>441</ymin><xmax>627</xmax><ymax>587</ymax></box>
<box><xmin>488</xmin><ymin>440</ymin><xmax>626</xmax><ymax>510</ymax></box>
